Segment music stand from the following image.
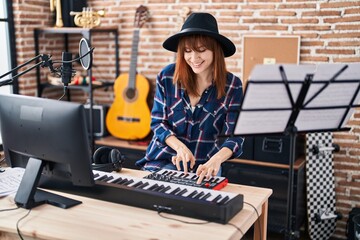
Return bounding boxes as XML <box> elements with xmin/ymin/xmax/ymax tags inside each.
<box><xmin>233</xmin><ymin>63</ymin><xmax>360</xmax><ymax>239</ymax></box>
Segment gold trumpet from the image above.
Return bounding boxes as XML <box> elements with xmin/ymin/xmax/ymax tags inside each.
<box><xmin>70</xmin><ymin>7</ymin><xmax>105</xmax><ymax>28</ymax></box>
<box><xmin>50</xmin><ymin>0</ymin><xmax>63</xmax><ymax>28</ymax></box>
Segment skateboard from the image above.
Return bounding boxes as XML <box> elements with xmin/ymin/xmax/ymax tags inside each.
<box><xmin>305</xmin><ymin>132</ymin><xmax>340</xmax><ymax>240</ymax></box>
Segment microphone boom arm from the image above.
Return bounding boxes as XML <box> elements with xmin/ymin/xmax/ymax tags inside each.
<box><xmin>0</xmin><ymin>54</ymin><xmax>54</xmax><ymax>87</ymax></box>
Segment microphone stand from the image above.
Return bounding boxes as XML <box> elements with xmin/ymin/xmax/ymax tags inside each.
<box><xmin>0</xmin><ymin>46</ymin><xmax>94</xmax><ymax>88</ymax></box>
<box><xmin>0</xmin><ymin>54</ymin><xmax>54</xmax><ymax>88</ymax></box>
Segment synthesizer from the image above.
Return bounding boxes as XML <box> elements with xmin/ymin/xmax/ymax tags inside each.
<box><xmin>144</xmin><ymin>169</ymin><xmax>228</xmax><ymax>190</ymax></box>
<box><xmin>39</xmin><ymin>170</ymin><xmax>244</xmax><ymax>224</ymax></box>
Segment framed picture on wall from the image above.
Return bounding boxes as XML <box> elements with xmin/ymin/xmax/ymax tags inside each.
<box><xmin>242</xmin><ymin>35</ymin><xmax>301</xmax><ymax>86</ymax></box>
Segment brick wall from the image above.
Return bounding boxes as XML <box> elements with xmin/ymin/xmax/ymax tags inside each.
<box><xmin>11</xmin><ymin>0</ymin><xmax>360</xmax><ymax>238</ymax></box>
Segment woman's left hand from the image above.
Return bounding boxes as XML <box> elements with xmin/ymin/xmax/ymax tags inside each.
<box><xmin>195</xmin><ymin>147</ymin><xmax>233</xmax><ymax>184</ymax></box>
<box><xmin>195</xmin><ymin>158</ymin><xmax>222</xmax><ymax>184</ymax></box>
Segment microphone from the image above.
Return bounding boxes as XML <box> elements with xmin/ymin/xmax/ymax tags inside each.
<box><xmin>56</xmin><ymin>38</ymin><xmax>93</xmax><ymax>86</ymax></box>
<box><xmin>60</xmin><ymin>52</ymin><xmax>73</xmax><ymax>86</ymax></box>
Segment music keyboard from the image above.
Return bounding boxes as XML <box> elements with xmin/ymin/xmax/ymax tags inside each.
<box><xmin>144</xmin><ymin>169</ymin><xmax>228</xmax><ymax>190</ymax></box>
<box><xmin>39</xmin><ymin>170</ymin><xmax>243</xmax><ymax>224</ymax></box>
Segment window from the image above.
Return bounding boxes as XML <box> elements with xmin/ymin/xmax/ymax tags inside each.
<box><xmin>0</xmin><ymin>0</ymin><xmax>16</xmax><ymax>146</ymax></box>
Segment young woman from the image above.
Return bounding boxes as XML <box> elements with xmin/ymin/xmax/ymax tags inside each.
<box><xmin>136</xmin><ymin>12</ymin><xmax>244</xmax><ymax>184</ymax></box>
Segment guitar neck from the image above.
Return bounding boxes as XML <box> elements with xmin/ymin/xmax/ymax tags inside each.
<box><xmin>129</xmin><ymin>29</ymin><xmax>140</xmax><ymax>89</ymax></box>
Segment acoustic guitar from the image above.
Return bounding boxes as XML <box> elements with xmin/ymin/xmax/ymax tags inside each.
<box><xmin>106</xmin><ymin>5</ymin><xmax>151</xmax><ymax>140</ymax></box>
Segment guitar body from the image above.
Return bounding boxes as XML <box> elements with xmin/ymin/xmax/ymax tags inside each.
<box><xmin>106</xmin><ymin>73</ymin><xmax>151</xmax><ymax>140</ymax></box>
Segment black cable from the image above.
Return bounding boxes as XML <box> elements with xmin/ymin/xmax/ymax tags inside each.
<box><xmin>52</xmin><ymin>47</ymin><xmax>95</xmax><ymax>64</ymax></box>
<box><xmin>227</xmin><ymin>222</ymin><xmax>244</xmax><ymax>236</ymax></box>
<box><xmin>0</xmin><ymin>206</ymin><xmax>20</xmax><ymax>212</ymax></box>
<box><xmin>58</xmin><ymin>85</ymin><xmax>68</xmax><ymax>101</ymax></box>
<box><xmin>156</xmin><ymin>202</ymin><xmax>261</xmax><ymax>238</ymax></box>
<box><xmin>158</xmin><ymin>210</ymin><xmax>247</xmax><ymax>238</ymax></box>
<box><xmin>0</xmin><ymin>153</ymin><xmax>5</xmax><ymax>164</ymax></box>
<box><xmin>244</xmin><ymin>201</ymin><xmax>262</xmax><ymax>240</ymax></box>
<box><xmin>16</xmin><ymin>209</ymin><xmax>31</xmax><ymax>240</ymax></box>
<box><xmin>0</xmin><ymin>207</ymin><xmax>29</xmax><ymax>240</ymax></box>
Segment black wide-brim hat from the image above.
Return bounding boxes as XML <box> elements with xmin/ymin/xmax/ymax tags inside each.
<box><xmin>163</xmin><ymin>12</ymin><xmax>236</xmax><ymax>57</ymax></box>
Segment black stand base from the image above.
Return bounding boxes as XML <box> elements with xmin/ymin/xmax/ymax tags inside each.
<box><xmin>16</xmin><ymin>189</ymin><xmax>82</xmax><ymax>209</ymax></box>
<box><xmin>14</xmin><ymin>157</ymin><xmax>82</xmax><ymax>209</ymax></box>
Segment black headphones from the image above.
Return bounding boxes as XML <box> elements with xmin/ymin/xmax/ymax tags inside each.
<box><xmin>92</xmin><ymin>147</ymin><xmax>125</xmax><ymax>172</ymax></box>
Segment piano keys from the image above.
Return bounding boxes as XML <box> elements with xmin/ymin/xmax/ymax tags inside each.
<box><xmin>39</xmin><ymin>170</ymin><xmax>244</xmax><ymax>224</ymax></box>
<box><xmin>144</xmin><ymin>169</ymin><xmax>228</xmax><ymax>190</ymax></box>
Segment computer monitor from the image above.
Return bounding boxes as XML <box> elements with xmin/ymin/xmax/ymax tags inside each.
<box><xmin>0</xmin><ymin>93</ymin><xmax>94</xmax><ymax>209</ymax></box>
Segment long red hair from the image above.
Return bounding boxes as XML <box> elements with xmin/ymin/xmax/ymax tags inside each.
<box><xmin>173</xmin><ymin>35</ymin><xmax>227</xmax><ymax>99</ymax></box>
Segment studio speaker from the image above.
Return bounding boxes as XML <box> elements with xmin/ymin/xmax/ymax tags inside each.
<box><xmin>84</xmin><ymin>104</ymin><xmax>109</xmax><ymax>137</ymax></box>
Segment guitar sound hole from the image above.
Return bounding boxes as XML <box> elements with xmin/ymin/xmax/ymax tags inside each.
<box><xmin>125</xmin><ymin>88</ymin><xmax>137</xmax><ymax>101</ymax></box>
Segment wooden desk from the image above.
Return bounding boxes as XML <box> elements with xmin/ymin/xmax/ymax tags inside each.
<box><xmin>0</xmin><ymin>168</ymin><xmax>272</xmax><ymax>240</ymax></box>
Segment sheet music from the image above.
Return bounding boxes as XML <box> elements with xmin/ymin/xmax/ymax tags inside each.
<box><xmin>312</xmin><ymin>63</ymin><xmax>360</xmax><ymax>81</ymax></box>
<box><xmin>234</xmin><ymin>110</ymin><xmax>291</xmax><ymax>135</ymax></box>
<box><xmin>295</xmin><ymin>109</ymin><xmax>348</xmax><ymax>132</ymax></box>
<box><xmin>243</xmin><ymin>84</ymin><xmax>295</xmax><ymax>109</ymax></box>
<box><xmin>0</xmin><ymin>167</ymin><xmax>24</xmax><ymax>197</ymax></box>
<box><xmin>305</xmin><ymin>81</ymin><xmax>359</xmax><ymax>107</ymax></box>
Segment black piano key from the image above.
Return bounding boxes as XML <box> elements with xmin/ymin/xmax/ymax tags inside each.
<box><xmin>152</xmin><ymin>184</ymin><xmax>165</xmax><ymax>192</ymax></box>
<box><xmin>175</xmin><ymin>188</ymin><xmax>188</xmax><ymax>196</ymax></box>
<box><xmin>96</xmin><ymin>175</ymin><xmax>110</xmax><ymax>182</ymax></box>
<box><xmin>169</xmin><ymin>187</ymin><xmax>181</xmax><ymax>195</ymax></box>
<box><xmin>111</xmin><ymin>177</ymin><xmax>123</xmax><ymax>184</ymax></box>
<box><xmin>218</xmin><ymin>196</ymin><xmax>230</xmax><ymax>205</ymax></box>
<box><xmin>200</xmin><ymin>192</ymin><xmax>212</xmax><ymax>201</ymax></box>
<box><xmin>123</xmin><ymin>179</ymin><xmax>134</xmax><ymax>186</ymax></box>
<box><xmin>93</xmin><ymin>173</ymin><xmax>100</xmax><ymax>178</ymax></box>
<box><xmin>212</xmin><ymin>194</ymin><xmax>223</xmax><ymax>203</ymax></box>
<box><xmin>137</xmin><ymin>182</ymin><xmax>149</xmax><ymax>189</ymax></box>
<box><xmin>159</xmin><ymin>185</ymin><xmax>171</xmax><ymax>193</ymax></box>
<box><xmin>193</xmin><ymin>191</ymin><xmax>205</xmax><ymax>199</ymax></box>
<box><xmin>117</xmin><ymin>178</ymin><xmax>130</xmax><ymax>185</ymax></box>
<box><xmin>187</xmin><ymin>190</ymin><xmax>198</xmax><ymax>198</ymax></box>
<box><xmin>148</xmin><ymin>184</ymin><xmax>159</xmax><ymax>191</ymax></box>
<box><xmin>105</xmin><ymin>176</ymin><xmax>115</xmax><ymax>182</ymax></box>
<box><xmin>131</xmin><ymin>181</ymin><xmax>143</xmax><ymax>188</ymax></box>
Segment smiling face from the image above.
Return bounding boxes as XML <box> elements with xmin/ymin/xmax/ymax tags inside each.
<box><xmin>174</xmin><ymin>35</ymin><xmax>227</xmax><ymax>98</ymax></box>
<box><xmin>183</xmin><ymin>44</ymin><xmax>214</xmax><ymax>76</ymax></box>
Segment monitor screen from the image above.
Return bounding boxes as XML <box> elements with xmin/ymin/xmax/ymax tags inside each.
<box><xmin>0</xmin><ymin>93</ymin><xmax>94</xmax><ymax>209</ymax></box>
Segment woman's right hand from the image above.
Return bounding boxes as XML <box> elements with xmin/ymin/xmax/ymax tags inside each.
<box><xmin>171</xmin><ymin>144</ymin><xmax>195</xmax><ymax>174</ymax></box>
<box><xmin>166</xmin><ymin>135</ymin><xmax>195</xmax><ymax>174</ymax></box>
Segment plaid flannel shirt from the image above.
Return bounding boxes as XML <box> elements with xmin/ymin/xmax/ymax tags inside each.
<box><xmin>136</xmin><ymin>63</ymin><xmax>244</xmax><ymax>170</ymax></box>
